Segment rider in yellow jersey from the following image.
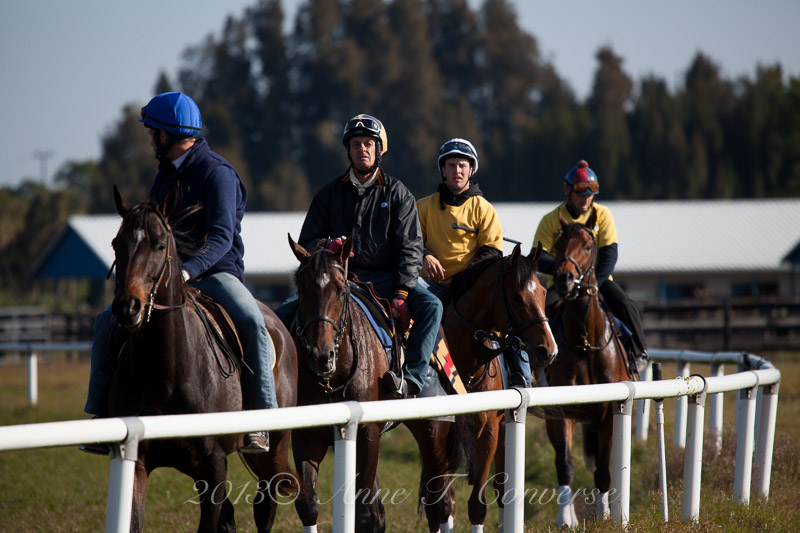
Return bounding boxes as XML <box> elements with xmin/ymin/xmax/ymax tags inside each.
<box><xmin>417</xmin><ymin>138</ymin><xmax>533</xmax><ymax>387</ymax></box>
<box><xmin>533</xmin><ymin>160</ymin><xmax>649</xmax><ymax>376</ymax></box>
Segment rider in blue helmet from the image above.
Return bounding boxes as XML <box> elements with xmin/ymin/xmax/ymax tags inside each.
<box><xmin>83</xmin><ymin>92</ymin><xmax>278</xmax><ymax>454</ymax></box>
<box><xmin>139</xmin><ymin>91</ymin><xmax>203</xmax><ymax>161</ymax></box>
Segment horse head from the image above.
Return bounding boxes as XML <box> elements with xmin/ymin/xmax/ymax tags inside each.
<box><xmin>110</xmin><ymin>185</ymin><xmax>182</xmax><ymax>328</ymax></box>
<box><xmin>289</xmin><ymin>234</ymin><xmax>352</xmax><ymax>380</ymax></box>
<box><xmin>500</xmin><ymin>242</ymin><xmax>558</xmax><ymax>367</ymax></box>
<box><xmin>552</xmin><ymin>209</ymin><xmax>599</xmax><ymax>301</ymax></box>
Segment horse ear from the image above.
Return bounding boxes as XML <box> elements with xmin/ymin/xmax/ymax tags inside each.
<box><xmin>528</xmin><ymin>241</ymin><xmax>544</xmax><ymax>267</ymax></box>
<box><xmin>510</xmin><ymin>242</ymin><xmax>522</xmax><ymax>264</ymax></box>
<box><xmin>113</xmin><ymin>185</ymin><xmax>132</xmax><ymax>217</ymax></box>
<box><xmin>341</xmin><ymin>235</ymin><xmax>354</xmax><ymax>262</ymax></box>
<box><xmin>558</xmin><ymin>210</ymin><xmax>569</xmax><ymax>229</ymax></box>
<box><xmin>586</xmin><ymin>206</ymin><xmax>597</xmax><ymax>230</ymax></box>
<box><xmin>288</xmin><ymin>234</ymin><xmax>310</xmax><ymax>263</ymax></box>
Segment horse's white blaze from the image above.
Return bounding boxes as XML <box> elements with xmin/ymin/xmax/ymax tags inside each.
<box><xmin>132</xmin><ymin>228</ymin><xmax>145</xmax><ymax>254</ymax></box>
<box><xmin>526</xmin><ymin>278</ymin><xmax>538</xmax><ymax>294</ymax></box>
<box><xmin>545</xmin><ymin>320</ymin><xmax>557</xmax><ymax>353</ymax></box>
<box><xmin>316</xmin><ymin>271</ymin><xmax>329</xmax><ymax>289</ymax></box>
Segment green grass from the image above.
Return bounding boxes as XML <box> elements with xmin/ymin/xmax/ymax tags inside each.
<box><xmin>1</xmin><ymin>353</ymin><xmax>798</xmax><ymax>531</ymax></box>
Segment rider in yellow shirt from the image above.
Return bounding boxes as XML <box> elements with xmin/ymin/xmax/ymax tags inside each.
<box><xmin>417</xmin><ymin>138</ymin><xmax>532</xmax><ymax>387</ymax></box>
<box><xmin>533</xmin><ymin>160</ymin><xmax>649</xmax><ymax>376</ymax></box>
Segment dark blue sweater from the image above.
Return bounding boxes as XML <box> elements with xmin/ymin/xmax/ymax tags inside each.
<box><xmin>149</xmin><ymin>138</ymin><xmax>247</xmax><ymax>283</ymax></box>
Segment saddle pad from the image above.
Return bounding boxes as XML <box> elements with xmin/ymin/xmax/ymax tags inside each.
<box><xmin>350</xmin><ymin>293</ymin><xmax>394</xmax><ymax>349</ymax></box>
<box><xmin>429</xmin><ymin>325</ymin><xmax>467</xmax><ymax>395</ymax></box>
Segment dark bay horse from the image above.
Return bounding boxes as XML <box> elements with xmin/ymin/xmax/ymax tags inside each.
<box><xmin>288</xmin><ymin>236</ymin><xmax>465</xmax><ymax>533</ymax></box>
<box><xmin>543</xmin><ymin>210</ymin><xmax>631</xmax><ymax>528</ymax></box>
<box><xmin>442</xmin><ymin>243</ymin><xmax>558</xmax><ymax>530</ymax></box>
<box><xmin>107</xmin><ymin>186</ymin><xmax>297</xmax><ymax>532</ymax></box>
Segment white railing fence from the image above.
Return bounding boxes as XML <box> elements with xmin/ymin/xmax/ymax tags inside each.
<box><xmin>0</xmin><ymin>347</ymin><xmax>781</xmax><ymax>532</ymax></box>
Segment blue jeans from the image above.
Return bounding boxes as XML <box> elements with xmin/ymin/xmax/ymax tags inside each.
<box><xmin>84</xmin><ymin>272</ymin><xmax>277</xmax><ymax>415</ymax></box>
<box><xmin>356</xmin><ymin>271</ymin><xmax>443</xmax><ymax>394</ymax></box>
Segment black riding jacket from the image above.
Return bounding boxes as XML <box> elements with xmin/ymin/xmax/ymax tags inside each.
<box><xmin>298</xmin><ymin>168</ymin><xmax>423</xmax><ymax>297</ymax></box>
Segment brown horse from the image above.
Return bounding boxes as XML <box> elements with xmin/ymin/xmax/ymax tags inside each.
<box><xmin>442</xmin><ymin>243</ymin><xmax>558</xmax><ymax>530</ymax></box>
<box><xmin>543</xmin><ymin>210</ymin><xmax>631</xmax><ymax>528</ymax></box>
<box><xmin>107</xmin><ymin>186</ymin><xmax>297</xmax><ymax>532</ymax></box>
<box><xmin>288</xmin><ymin>236</ymin><xmax>466</xmax><ymax>533</ymax></box>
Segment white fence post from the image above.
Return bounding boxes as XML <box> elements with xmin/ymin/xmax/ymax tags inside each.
<box><xmin>333</xmin><ymin>402</ymin><xmax>362</xmax><ymax>533</ymax></box>
<box><xmin>504</xmin><ymin>388</ymin><xmax>530</xmax><ymax>532</ymax></box>
<box><xmin>610</xmin><ymin>382</ymin><xmax>635</xmax><ymax>527</ymax></box>
<box><xmin>733</xmin><ymin>381</ymin><xmax>757</xmax><ymax>505</ymax></box>
<box><xmin>105</xmin><ymin>417</ymin><xmax>144</xmax><ymax>532</ymax></box>
<box><xmin>753</xmin><ymin>380</ymin><xmax>780</xmax><ymax>501</ymax></box>
<box><xmin>681</xmin><ymin>380</ymin><xmax>707</xmax><ymax>522</ymax></box>
<box><xmin>708</xmin><ymin>363</ymin><xmax>725</xmax><ymax>455</ymax></box>
<box><xmin>634</xmin><ymin>362</ymin><xmax>652</xmax><ymax>442</ymax></box>
<box><xmin>27</xmin><ymin>350</ymin><xmax>38</xmax><ymax>407</ymax></box>
<box><xmin>674</xmin><ymin>360</ymin><xmax>690</xmax><ymax>447</ymax></box>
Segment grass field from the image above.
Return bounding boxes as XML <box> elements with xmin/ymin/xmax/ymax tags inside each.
<box><xmin>1</xmin><ymin>352</ymin><xmax>798</xmax><ymax>532</ymax></box>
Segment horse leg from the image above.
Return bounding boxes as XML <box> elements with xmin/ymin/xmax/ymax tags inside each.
<box><xmin>354</xmin><ymin>423</ymin><xmax>385</xmax><ymax>533</ymax></box>
<box><xmin>467</xmin><ymin>413</ymin><xmax>499</xmax><ymax>531</ymax></box>
<box><xmin>243</xmin><ymin>429</ymin><xmax>296</xmax><ymax>532</ymax></box>
<box><xmin>593</xmin><ymin>412</ymin><xmax>615</xmax><ymax>521</ymax></box>
<box><xmin>292</xmin><ymin>428</ymin><xmax>328</xmax><ymax>531</ymax></box>
<box><xmin>546</xmin><ymin>417</ymin><xmax>578</xmax><ymax>529</ymax></box>
<box><xmin>195</xmin><ymin>450</ymin><xmax>235</xmax><ymax>533</ymax></box>
<box><xmin>492</xmin><ymin>415</ymin><xmax>506</xmax><ymax>533</ymax></box>
<box><xmin>129</xmin><ymin>460</ymin><xmax>149</xmax><ymax>533</ymax></box>
<box><xmin>406</xmin><ymin>420</ymin><xmax>458</xmax><ymax>533</ymax></box>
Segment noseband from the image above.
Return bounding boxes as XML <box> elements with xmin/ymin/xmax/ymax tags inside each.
<box><xmin>555</xmin><ymin>225</ymin><xmax>598</xmax><ymax>299</ymax></box>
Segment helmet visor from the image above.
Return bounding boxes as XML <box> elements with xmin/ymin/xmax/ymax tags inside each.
<box><xmin>344</xmin><ymin>117</ymin><xmax>381</xmax><ymax>136</ymax></box>
<box><xmin>570</xmin><ymin>181</ymin><xmax>599</xmax><ymax>195</ymax></box>
<box><xmin>439</xmin><ymin>140</ymin><xmax>476</xmax><ymax>159</ymax></box>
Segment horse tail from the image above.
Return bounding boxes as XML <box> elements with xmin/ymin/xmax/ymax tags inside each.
<box><xmin>447</xmin><ymin>413</ymin><xmax>471</xmax><ymax>475</ymax></box>
<box><xmin>582</xmin><ymin>423</ymin><xmax>599</xmax><ymax>472</ymax></box>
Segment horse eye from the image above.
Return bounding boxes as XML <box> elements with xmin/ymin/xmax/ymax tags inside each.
<box><xmin>155</xmin><ymin>242</ymin><xmax>167</xmax><ymax>252</ymax></box>
<box><xmin>512</xmin><ymin>294</ymin><xmax>523</xmax><ymax>303</ymax></box>
<box><xmin>585</xmin><ymin>245</ymin><xmax>592</xmax><ymax>252</ymax></box>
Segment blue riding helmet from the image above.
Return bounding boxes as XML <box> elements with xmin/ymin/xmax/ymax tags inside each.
<box><xmin>564</xmin><ymin>160</ymin><xmax>599</xmax><ymax>195</ymax></box>
<box><xmin>140</xmin><ymin>92</ymin><xmax>202</xmax><ymax>136</ymax></box>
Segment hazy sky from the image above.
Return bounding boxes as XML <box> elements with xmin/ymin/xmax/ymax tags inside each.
<box><xmin>1</xmin><ymin>0</ymin><xmax>798</xmax><ymax>188</ymax></box>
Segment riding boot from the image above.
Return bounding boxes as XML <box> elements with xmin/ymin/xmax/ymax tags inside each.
<box><xmin>381</xmin><ymin>370</ymin><xmax>414</xmax><ymax>399</ymax></box>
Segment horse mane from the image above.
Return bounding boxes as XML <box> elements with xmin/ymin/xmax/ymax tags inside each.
<box><xmin>123</xmin><ymin>200</ymin><xmax>205</xmax><ymax>261</ymax></box>
<box><xmin>448</xmin><ymin>255</ymin><xmax>503</xmax><ymax>304</ymax></box>
<box><xmin>449</xmin><ymin>249</ymin><xmax>536</xmax><ymax>304</ymax></box>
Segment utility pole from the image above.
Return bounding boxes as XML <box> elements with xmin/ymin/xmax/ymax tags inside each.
<box><xmin>33</xmin><ymin>149</ymin><xmax>54</xmax><ymax>185</ymax></box>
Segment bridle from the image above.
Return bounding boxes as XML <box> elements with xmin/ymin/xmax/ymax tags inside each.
<box><xmin>294</xmin><ymin>258</ymin><xmax>359</xmax><ymax>394</ymax></box>
<box><xmin>554</xmin><ymin>225</ymin><xmax>598</xmax><ymax>299</ymax></box>
<box><xmin>294</xmin><ymin>262</ymin><xmax>350</xmax><ymax>356</ymax></box>
<box><xmin>452</xmin><ymin>255</ymin><xmax>549</xmax><ymax>362</ymax></box>
<box><xmin>114</xmin><ymin>208</ymin><xmax>186</xmax><ymax>325</ymax></box>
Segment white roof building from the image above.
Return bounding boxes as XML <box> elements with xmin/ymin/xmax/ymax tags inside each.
<box><xmin>36</xmin><ymin>199</ymin><xmax>800</xmax><ymax>302</ymax></box>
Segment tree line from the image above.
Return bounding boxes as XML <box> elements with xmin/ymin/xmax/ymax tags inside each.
<box><xmin>2</xmin><ymin>0</ymin><xmax>799</xmax><ymax>306</ymax></box>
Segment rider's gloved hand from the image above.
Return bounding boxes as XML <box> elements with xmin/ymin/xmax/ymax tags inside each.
<box><xmin>391</xmin><ymin>298</ymin><xmax>411</xmax><ymax>334</ymax></box>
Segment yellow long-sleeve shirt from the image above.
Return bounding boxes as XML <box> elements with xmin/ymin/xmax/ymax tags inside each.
<box><xmin>417</xmin><ymin>193</ymin><xmax>503</xmax><ymax>286</ymax></box>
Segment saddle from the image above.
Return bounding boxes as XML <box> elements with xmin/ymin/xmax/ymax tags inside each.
<box><xmin>348</xmin><ymin>278</ymin><xmax>467</xmax><ymax>395</ymax></box>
